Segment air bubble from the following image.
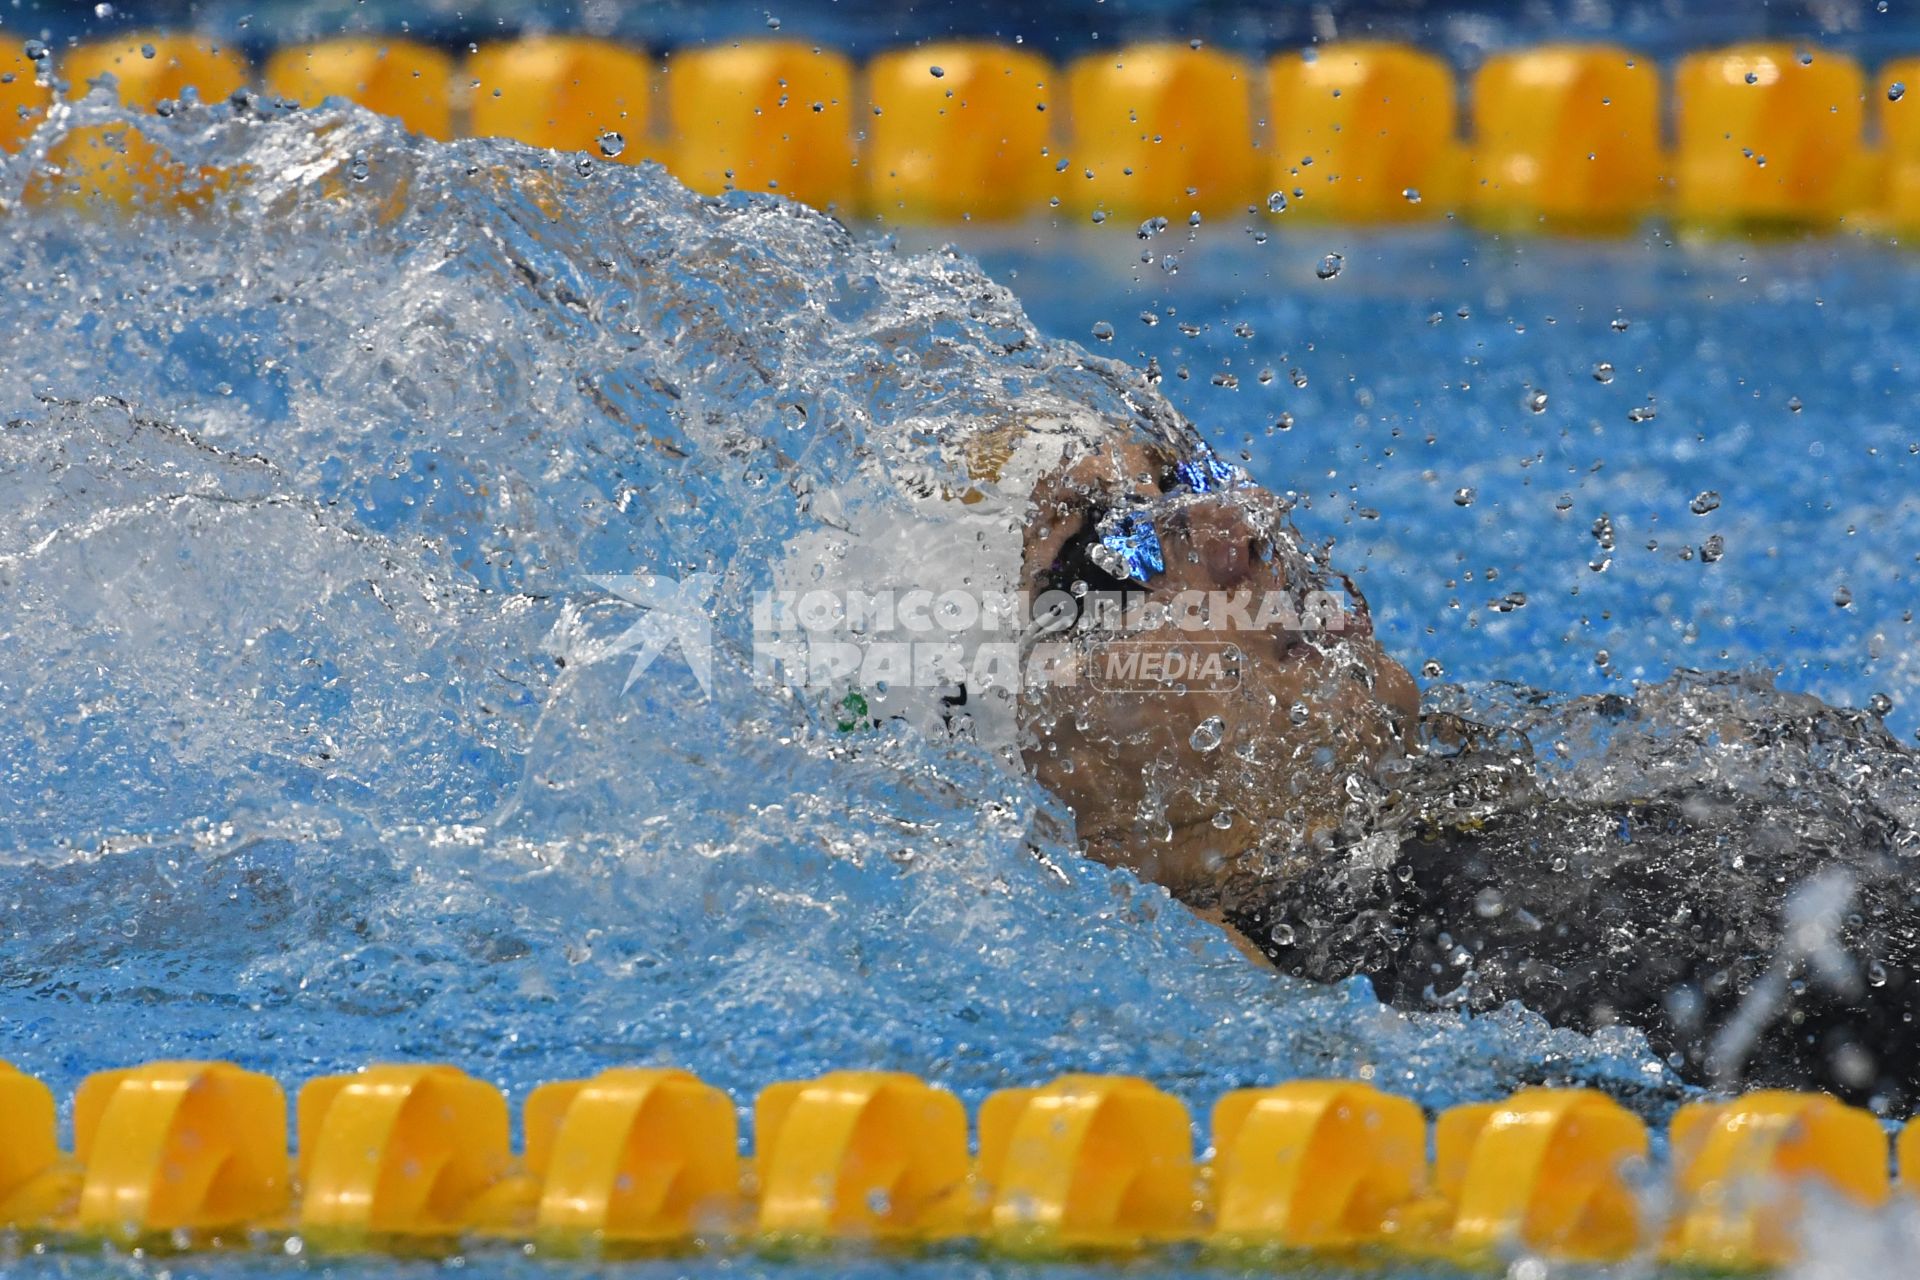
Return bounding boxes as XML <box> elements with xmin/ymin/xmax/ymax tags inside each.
<box><xmin>1453</xmin><ymin>487</ymin><xmax>1476</xmax><ymax>507</ymax></box>
<box><xmin>1090</xmin><ymin>321</ymin><xmax>1115</xmax><ymax>342</ymax></box>
<box><xmin>1267</xmin><ymin>191</ymin><xmax>1288</xmax><ymax>213</ymax></box>
<box><xmin>1689</xmin><ymin>491</ymin><xmax>1721</xmax><ymax>515</ymax></box>
<box><xmin>1189</xmin><ymin>716</ymin><xmax>1224</xmax><ymax>753</ymax></box>
<box><xmin>1592</xmin><ymin>361</ymin><xmax>1615</xmax><ymax>384</ymax></box>
<box><xmin>1315</xmin><ymin>253</ymin><xmax>1345</xmax><ymax>280</ymax></box>
<box><xmin>1892</xmin><ymin>82</ymin><xmax>1908</xmax><ymax>103</ymax></box>
<box><xmin>597</xmin><ymin>131</ymin><xmax>625</xmax><ymax>158</ymax></box>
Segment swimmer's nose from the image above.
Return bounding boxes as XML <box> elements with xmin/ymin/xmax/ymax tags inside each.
<box><xmin>1183</xmin><ymin>501</ymin><xmax>1266</xmax><ymax>588</ymax></box>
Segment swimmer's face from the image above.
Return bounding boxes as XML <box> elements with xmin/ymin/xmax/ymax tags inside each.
<box><xmin>1017</xmin><ymin>444</ymin><xmax>1419</xmax><ymax>897</ymax></box>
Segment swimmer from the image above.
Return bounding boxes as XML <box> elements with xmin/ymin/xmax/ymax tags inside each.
<box><xmin>1008</xmin><ymin>432</ymin><xmax>1920</xmax><ymax>1113</ymax></box>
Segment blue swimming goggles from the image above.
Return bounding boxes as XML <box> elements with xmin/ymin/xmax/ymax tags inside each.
<box><xmin>1092</xmin><ymin>446</ymin><xmax>1244</xmax><ymax>584</ymax></box>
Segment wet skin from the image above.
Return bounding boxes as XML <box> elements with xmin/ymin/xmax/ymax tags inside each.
<box><xmin>1017</xmin><ymin>443</ymin><xmax>1420</xmax><ymax>899</ymax></box>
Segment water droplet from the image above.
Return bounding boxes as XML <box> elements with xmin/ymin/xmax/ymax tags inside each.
<box><xmin>1402</xmin><ymin>186</ymin><xmax>1421</xmax><ymax>203</ymax></box>
<box><xmin>928</xmin><ymin>65</ymin><xmax>945</xmax><ymax>78</ymax></box>
<box><xmin>347</xmin><ymin>153</ymin><xmax>371</xmax><ymax>182</ymax></box>
<box><xmin>1689</xmin><ymin>491</ymin><xmax>1721</xmax><ymax>515</ymax></box>
<box><xmin>1834</xmin><ymin>584</ymin><xmax>1855</xmax><ymax>608</ymax></box>
<box><xmin>1594</xmin><ymin>649</ymin><xmax>1611</xmax><ymax>667</ymax></box>
<box><xmin>1266</xmin><ymin>191</ymin><xmax>1288</xmax><ymax>213</ymax></box>
<box><xmin>574</xmin><ymin>155</ymin><xmax>596</xmax><ymax>177</ymax></box>
<box><xmin>1272</xmin><ymin>412</ymin><xmax>1295</xmax><ymax>432</ymax></box>
<box><xmin>1315</xmin><ymin>252</ymin><xmax>1345</xmax><ymax>280</ymax></box>
<box><xmin>1137</xmin><ymin>215</ymin><xmax>1168</xmax><ymax>239</ymax></box>
<box><xmin>1089</xmin><ymin>209</ymin><xmax>1108</xmax><ymax>225</ymax></box>
<box><xmin>1525</xmin><ymin>389</ymin><xmax>1548</xmax><ymax>413</ymax></box>
<box><xmin>1139</xmin><ymin>310</ymin><xmax>1159</xmax><ymax>327</ymax></box>
<box><xmin>1869</xmin><ymin>692</ymin><xmax>1895</xmax><ymax>717</ymax></box>
<box><xmin>1453</xmin><ymin>487</ymin><xmax>1476</xmax><ymax>507</ymax></box>
<box><xmin>1701</xmin><ymin>534</ymin><xmax>1725</xmax><ymax>562</ymax></box>
<box><xmin>1289</xmin><ymin>368</ymin><xmax>1308</xmax><ymax>389</ymax></box>
<box><xmin>1188</xmin><ymin>211</ymin><xmax>1202</xmax><ymax>227</ymax></box>
<box><xmin>1421</xmin><ymin>659</ymin><xmax>1445</xmax><ymax>679</ymax></box>
<box><xmin>1892</xmin><ymin>82</ymin><xmax>1909</xmax><ymax>103</ymax></box>
<box><xmin>93</xmin><ymin>1</ymin><xmax>114</xmax><ymax>17</ymax></box>
<box><xmin>1189</xmin><ymin>716</ymin><xmax>1224</xmax><ymax>753</ymax></box>
<box><xmin>1090</xmin><ymin>321</ymin><xmax>1115</xmax><ymax>343</ymax></box>
<box><xmin>765</xmin><ymin>13</ymin><xmax>782</xmax><ymax>28</ymax></box>
<box><xmin>1269</xmin><ymin>922</ymin><xmax>1296</xmax><ymax>947</ymax></box>
<box><xmin>1211</xmin><ymin>809</ymin><xmax>1235</xmax><ymax>830</ymax></box>
<box><xmin>1744</xmin><ymin>71</ymin><xmax>1760</xmax><ymax>84</ymax></box>
<box><xmin>1787</xmin><ymin>394</ymin><xmax>1804</xmax><ymax>413</ymax></box>
<box><xmin>24</xmin><ymin>39</ymin><xmax>49</xmax><ymax>61</ymax></box>
<box><xmin>1288</xmin><ymin>702</ymin><xmax>1311</xmax><ymax>727</ymax></box>
<box><xmin>1592</xmin><ymin>361</ymin><xmax>1615</xmax><ymax>384</ymax></box>
<box><xmin>597</xmin><ymin>130</ymin><xmax>625</xmax><ymax>158</ymax></box>
<box><xmin>1610</xmin><ymin>316</ymin><xmax>1631</xmax><ymax>332</ymax></box>
<box><xmin>140</xmin><ymin>41</ymin><xmax>156</xmax><ymax>59</ymax></box>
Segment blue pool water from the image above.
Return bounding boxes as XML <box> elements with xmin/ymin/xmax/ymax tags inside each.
<box><xmin>974</xmin><ymin>227</ymin><xmax>1920</xmax><ymax>745</ymax></box>
<box><xmin>0</xmin><ymin>88</ymin><xmax>1916</xmax><ymax>1277</ymax></box>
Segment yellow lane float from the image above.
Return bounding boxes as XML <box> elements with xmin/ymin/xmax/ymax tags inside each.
<box><xmin>755</xmin><ymin>1070</ymin><xmax>970</xmax><ymax>1241</ymax></box>
<box><xmin>1665</xmin><ymin>1089</ymin><xmax>1889</xmax><ymax>1267</ymax></box>
<box><xmin>1470</xmin><ymin>43</ymin><xmax>1664</xmax><ymax>229</ymax></box>
<box><xmin>0</xmin><ymin>1058</ymin><xmax>1908</xmax><ymax>1268</ymax></box>
<box><xmin>1</xmin><ymin>47</ymin><xmax>54</xmax><ymax>154</ymax></box>
<box><xmin>1064</xmin><ymin>43</ymin><xmax>1258</xmax><ymax>221</ymax></box>
<box><xmin>1267</xmin><ymin>42</ymin><xmax>1460</xmax><ymax>220</ymax></box>
<box><xmin>466</xmin><ymin>37</ymin><xmax>653</xmax><ymax>160</ymax></box>
<box><xmin>663</xmin><ymin>40</ymin><xmax>857</xmax><ymax>210</ymax></box>
<box><xmin>525</xmin><ymin>1066</ymin><xmax>739</xmax><ymax>1245</ymax></box>
<box><xmin>50</xmin><ymin>35</ymin><xmax>250</xmax><ymax>205</ymax></box>
<box><xmin>864</xmin><ymin>42</ymin><xmax>1055</xmax><ymax>222</ymax></box>
<box><xmin>979</xmin><ymin>1073</ymin><xmax>1196</xmax><ymax>1250</ymax></box>
<box><xmin>264</xmin><ymin>37</ymin><xmax>455</xmax><ymax>140</ymax></box>
<box><xmin>1674</xmin><ymin>43</ymin><xmax>1872</xmax><ymax>228</ymax></box>
<box><xmin>1439</xmin><ymin>1087</ymin><xmax>1649</xmax><ymax>1262</ymax></box>
<box><xmin>1209</xmin><ymin>1079</ymin><xmax>1428</xmax><ymax>1248</ymax></box>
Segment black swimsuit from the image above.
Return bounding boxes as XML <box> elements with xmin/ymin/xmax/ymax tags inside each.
<box><xmin>1223</xmin><ymin>698</ymin><xmax>1920</xmax><ymax>1113</ymax></box>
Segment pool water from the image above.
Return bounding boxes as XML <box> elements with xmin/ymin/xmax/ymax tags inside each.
<box><xmin>0</xmin><ymin>86</ymin><xmax>1915</xmax><ymax>1278</ymax></box>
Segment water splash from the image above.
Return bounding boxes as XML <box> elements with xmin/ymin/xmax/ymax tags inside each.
<box><xmin>0</xmin><ymin>98</ymin><xmax>1669</xmax><ymax>1127</ymax></box>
